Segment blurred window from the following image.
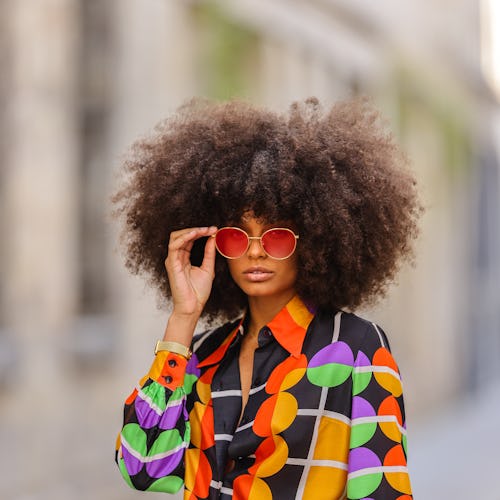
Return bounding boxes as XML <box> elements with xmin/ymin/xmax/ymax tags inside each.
<box><xmin>77</xmin><ymin>0</ymin><xmax>113</xmax><ymax>315</ymax></box>
<box><xmin>68</xmin><ymin>0</ymin><xmax>117</xmax><ymax>367</ymax></box>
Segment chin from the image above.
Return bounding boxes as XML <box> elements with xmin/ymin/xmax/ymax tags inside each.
<box><xmin>236</xmin><ymin>281</ymin><xmax>296</xmax><ymax>300</ymax></box>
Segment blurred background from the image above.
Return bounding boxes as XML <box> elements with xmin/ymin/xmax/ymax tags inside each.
<box><xmin>0</xmin><ymin>0</ymin><xmax>499</xmax><ymax>498</ymax></box>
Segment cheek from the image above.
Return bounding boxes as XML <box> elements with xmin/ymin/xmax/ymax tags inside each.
<box><xmin>289</xmin><ymin>266</ymin><xmax>299</xmax><ymax>285</ymax></box>
<box><xmin>227</xmin><ymin>259</ymin><xmax>243</xmax><ymax>282</ymax></box>
<box><xmin>271</xmin><ymin>255</ymin><xmax>299</xmax><ymax>288</ymax></box>
<box><xmin>284</xmin><ymin>252</ymin><xmax>299</xmax><ymax>274</ymax></box>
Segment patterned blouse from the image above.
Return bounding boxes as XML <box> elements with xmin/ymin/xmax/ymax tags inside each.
<box><xmin>116</xmin><ymin>296</ymin><xmax>412</xmax><ymax>499</ymax></box>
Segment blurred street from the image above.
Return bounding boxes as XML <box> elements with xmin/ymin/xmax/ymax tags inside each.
<box><xmin>411</xmin><ymin>382</ymin><xmax>500</xmax><ymax>499</ymax></box>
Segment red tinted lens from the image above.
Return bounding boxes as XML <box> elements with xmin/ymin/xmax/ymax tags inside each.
<box><xmin>215</xmin><ymin>228</ymin><xmax>249</xmax><ymax>258</ymax></box>
<box><xmin>261</xmin><ymin>229</ymin><xmax>296</xmax><ymax>259</ymax></box>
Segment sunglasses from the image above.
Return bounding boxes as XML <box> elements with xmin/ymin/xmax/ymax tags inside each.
<box><xmin>213</xmin><ymin>227</ymin><xmax>299</xmax><ymax>260</ymax></box>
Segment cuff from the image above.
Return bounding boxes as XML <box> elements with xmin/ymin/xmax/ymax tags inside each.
<box><xmin>143</xmin><ymin>351</ymin><xmax>188</xmax><ymax>391</ymax></box>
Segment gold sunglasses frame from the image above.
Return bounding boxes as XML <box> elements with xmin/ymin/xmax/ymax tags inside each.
<box><xmin>212</xmin><ymin>227</ymin><xmax>299</xmax><ymax>260</ymax></box>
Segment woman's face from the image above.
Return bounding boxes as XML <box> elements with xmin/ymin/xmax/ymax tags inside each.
<box><xmin>225</xmin><ymin>214</ymin><xmax>298</xmax><ymax>304</ymax></box>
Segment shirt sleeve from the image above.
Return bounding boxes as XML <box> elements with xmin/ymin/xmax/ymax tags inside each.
<box><xmin>346</xmin><ymin>323</ymin><xmax>412</xmax><ymax>500</ymax></box>
<box><xmin>115</xmin><ymin>350</ymin><xmax>197</xmax><ymax>493</ymax></box>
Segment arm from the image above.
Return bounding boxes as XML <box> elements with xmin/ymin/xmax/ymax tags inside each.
<box><xmin>347</xmin><ymin>324</ymin><xmax>412</xmax><ymax>500</ymax></box>
<box><xmin>115</xmin><ymin>350</ymin><xmax>193</xmax><ymax>492</ymax></box>
<box><xmin>115</xmin><ymin>226</ymin><xmax>217</xmax><ymax>492</ymax></box>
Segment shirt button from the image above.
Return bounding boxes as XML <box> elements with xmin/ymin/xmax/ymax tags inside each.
<box><xmin>262</xmin><ymin>327</ymin><xmax>272</xmax><ymax>337</ymax></box>
<box><xmin>164</xmin><ymin>376</ymin><xmax>173</xmax><ymax>384</ymax></box>
<box><xmin>168</xmin><ymin>359</ymin><xmax>177</xmax><ymax>368</ymax></box>
<box><xmin>225</xmin><ymin>459</ymin><xmax>235</xmax><ymax>473</ymax></box>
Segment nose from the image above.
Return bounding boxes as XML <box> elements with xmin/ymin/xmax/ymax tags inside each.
<box><xmin>246</xmin><ymin>236</ymin><xmax>266</xmax><ymax>258</ymax></box>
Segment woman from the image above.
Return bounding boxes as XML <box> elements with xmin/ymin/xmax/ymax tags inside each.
<box><xmin>113</xmin><ymin>97</ymin><xmax>421</xmax><ymax>499</ymax></box>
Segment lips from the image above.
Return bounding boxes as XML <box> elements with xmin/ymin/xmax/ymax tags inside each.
<box><xmin>243</xmin><ymin>267</ymin><xmax>274</xmax><ymax>282</ymax></box>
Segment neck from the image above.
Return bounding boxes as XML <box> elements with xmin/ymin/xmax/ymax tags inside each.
<box><xmin>247</xmin><ymin>290</ymin><xmax>296</xmax><ymax>336</ymax></box>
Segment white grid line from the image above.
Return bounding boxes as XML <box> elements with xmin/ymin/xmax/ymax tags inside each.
<box><xmin>135</xmin><ymin>387</ymin><xmax>164</xmax><ymax>415</ymax></box>
<box><xmin>211</xmin><ymin>389</ymin><xmax>242</xmax><ymax>398</ymax></box>
<box><xmin>371</xmin><ymin>323</ymin><xmax>386</xmax><ymax>347</ymax></box>
<box><xmin>286</xmin><ymin>457</ymin><xmax>348</xmax><ymax>470</ymax></box>
<box><xmin>214</xmin><ymin>433</ymin><xmax>233</xmax><ymax>442</ymax></box>
<box><xmin>353</xmin><ymin>365</ymin><xmax>400</xmax><ymax>379</ymax></box>
<box><xmin>235</xmin><ymin>420</ymin><xmax>254</xmax><ymax>432</ymax></box>
<box><xmin>211</xmin><ymin>381</ymin><xmax>266</xmax><ymax>401</ymax></box>
<box><xmin>249</xmin><ymin>382</ymin><xmax>267</xmax><ymax>395</ymax></box>
<box><xmin>210</xmin><ymin>479</ymin><xmax>222</xmax><ymax>490</ymax></box>
<box><xmin>352</xmin><ymin>415</ymin><xmax>406</xmax><ymax>435</ymax></box>
<box><xmin>332</xmin><ymin>311</ymin><xmax>341</xmax><ymax>342</ymax></box>
<box><xmin>120</xmin><ymin>435</ymin><xmax>186</xmax><ymax>463</ymax></box>
<box><xmin>348</xmin><ymin>465</ymin><xmax>408</xmax><ymax>480</ymax></box>
<box><xmin>294</xmin><ymin>311</ymin><xmax>343</xmax><ymax>499</ymax></box>
<box><xmin>192</xmin><ymin>329</ymin><xmax>214</xmax><ymax>352</ymax></box>
<box><xmin>296</xmin><ymin>408</ymin><xmax>351</xmax><ymax>425</ymax></box>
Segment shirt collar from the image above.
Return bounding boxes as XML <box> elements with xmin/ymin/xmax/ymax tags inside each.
<box><xmin>197</xmin><ymin>318</ymin><xmax>243</xmax><ymax>368</ymax></box>
<box><xmin>266</xmin><ymin>295</ymin><xmax>315</xmax><ymax>358</ymax></box>
<box><xmin>197</xmin><ymin>295</ymin><xmax>315</xmax><ymax>368</ymax></box>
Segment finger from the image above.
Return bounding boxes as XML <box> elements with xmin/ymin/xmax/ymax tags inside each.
<box><xmin>169</xmin><ymin>227</ymin><xmax>202</xmax><ymax>242</ymax></box>
<box><xmin>166</xmin><ymin>227</ymin><xmax>217</xmax><ymax>268</ymax></box>
<box><xmin>169</xmin><ymin>226</ymin><xmax>215</xmax><ymax>240</ymax></box>
<box><xmin>166</xmin><ymin>233</ymin><xmax>194</xmax><ymax>272</ymax></box>
<box><xmin>200</xmin><ymin>231</ymin><xmax>217</xmax><ymax>275</ymax></box>
<box><xmin>168</xmin><ymin>229</ymin><xmax>201</xmax><ymax>254</ymax></box>
<box><xmin>168</xmin><ymin>227</ymin><xmax>215</xmax><ymax>248</ymax></box>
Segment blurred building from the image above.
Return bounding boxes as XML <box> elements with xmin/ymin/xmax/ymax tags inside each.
<box><xmin>0</xmin><ymin>1</ymin><xmax>498</xmax><ymax>499</ymax></box>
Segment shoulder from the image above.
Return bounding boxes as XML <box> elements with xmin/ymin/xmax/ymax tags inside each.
<box><xmin>337</xmin><ymin>311</ymin><xmax>391</xmax><ymax>352</ymax></box>
<box><xmin>309</xmin><ymin>309</ymin><xmax>404</xmax><ymax>402</ymax></box>
<box><xmin>332</xmin><ymin>311</ymin><xmax>404</xmax><ymax>387</ymax></box>
<box><xmin>191</xmin><ymin>317</ymin><xmax>242</xmax><ymax>364</ymax></box>
<box><xmin>314</xmin><ymin>308</ymin><xmax>393</xmax><ymax>358</ymax></box>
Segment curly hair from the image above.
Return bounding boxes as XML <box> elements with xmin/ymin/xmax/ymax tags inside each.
<box><xmin>112</xmin><ymin>97</ymin><xmax>423</xmax><ymax>321</ymax></box>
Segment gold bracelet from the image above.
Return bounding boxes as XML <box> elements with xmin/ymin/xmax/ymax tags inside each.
<box><xmin>154</xmin><ymin>340</ymin><xmax>192</xmax><ymax>360</ymax></box>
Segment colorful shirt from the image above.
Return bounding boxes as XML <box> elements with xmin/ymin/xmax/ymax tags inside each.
<box><xmin>116</xmin><ymin>296</ymin><xmax>412</xmax><ymax>499</ymax></box>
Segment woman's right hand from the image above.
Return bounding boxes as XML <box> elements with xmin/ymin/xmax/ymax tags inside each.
<box><xmin>165</xmin><ymin>226</ymin><xmax>218</xmax><ymax>321</ymax></box>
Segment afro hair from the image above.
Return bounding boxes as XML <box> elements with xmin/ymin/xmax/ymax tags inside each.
<box><xmin>112</xmin><ymin>97</ymin><xmax>423</xmax><ymax>321</ymax></box>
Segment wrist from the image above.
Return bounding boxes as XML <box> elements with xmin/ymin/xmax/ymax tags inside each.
<box><xmin>154</xmin><ymin>340</ymin><xmax>192</xmax><ymax>359</ymax></box>
<box><xmin>163</xmin><ymin>311</ymin><xmax>199</xmax><ymax>346</ymax></box>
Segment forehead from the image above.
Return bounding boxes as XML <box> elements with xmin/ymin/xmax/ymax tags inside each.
<box><xmin>240</xmin><ymin>211</ymin><xmax>260</xmax><ymax>224</ymax></box>
<box><xmin>236</xmin><ymin>211</ymin><xmax>295</xmax><ymax>232</ymax></box>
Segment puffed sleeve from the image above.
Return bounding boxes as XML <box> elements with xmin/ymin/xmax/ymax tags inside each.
<box><xmin>346</xmin><ymin>324</ymin><xmax>412</xmax><ymax>500</ymax></box>
<box><xmin>115</xmin><ymin>350</ymin><xmax>200</xmax><ymax>493</ymax></box>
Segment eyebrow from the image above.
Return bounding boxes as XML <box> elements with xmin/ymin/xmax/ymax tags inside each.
<box><xmin>236</xmin><ymin>221</ymin><xmax>294</xmax><ymax>232</ymax></box>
